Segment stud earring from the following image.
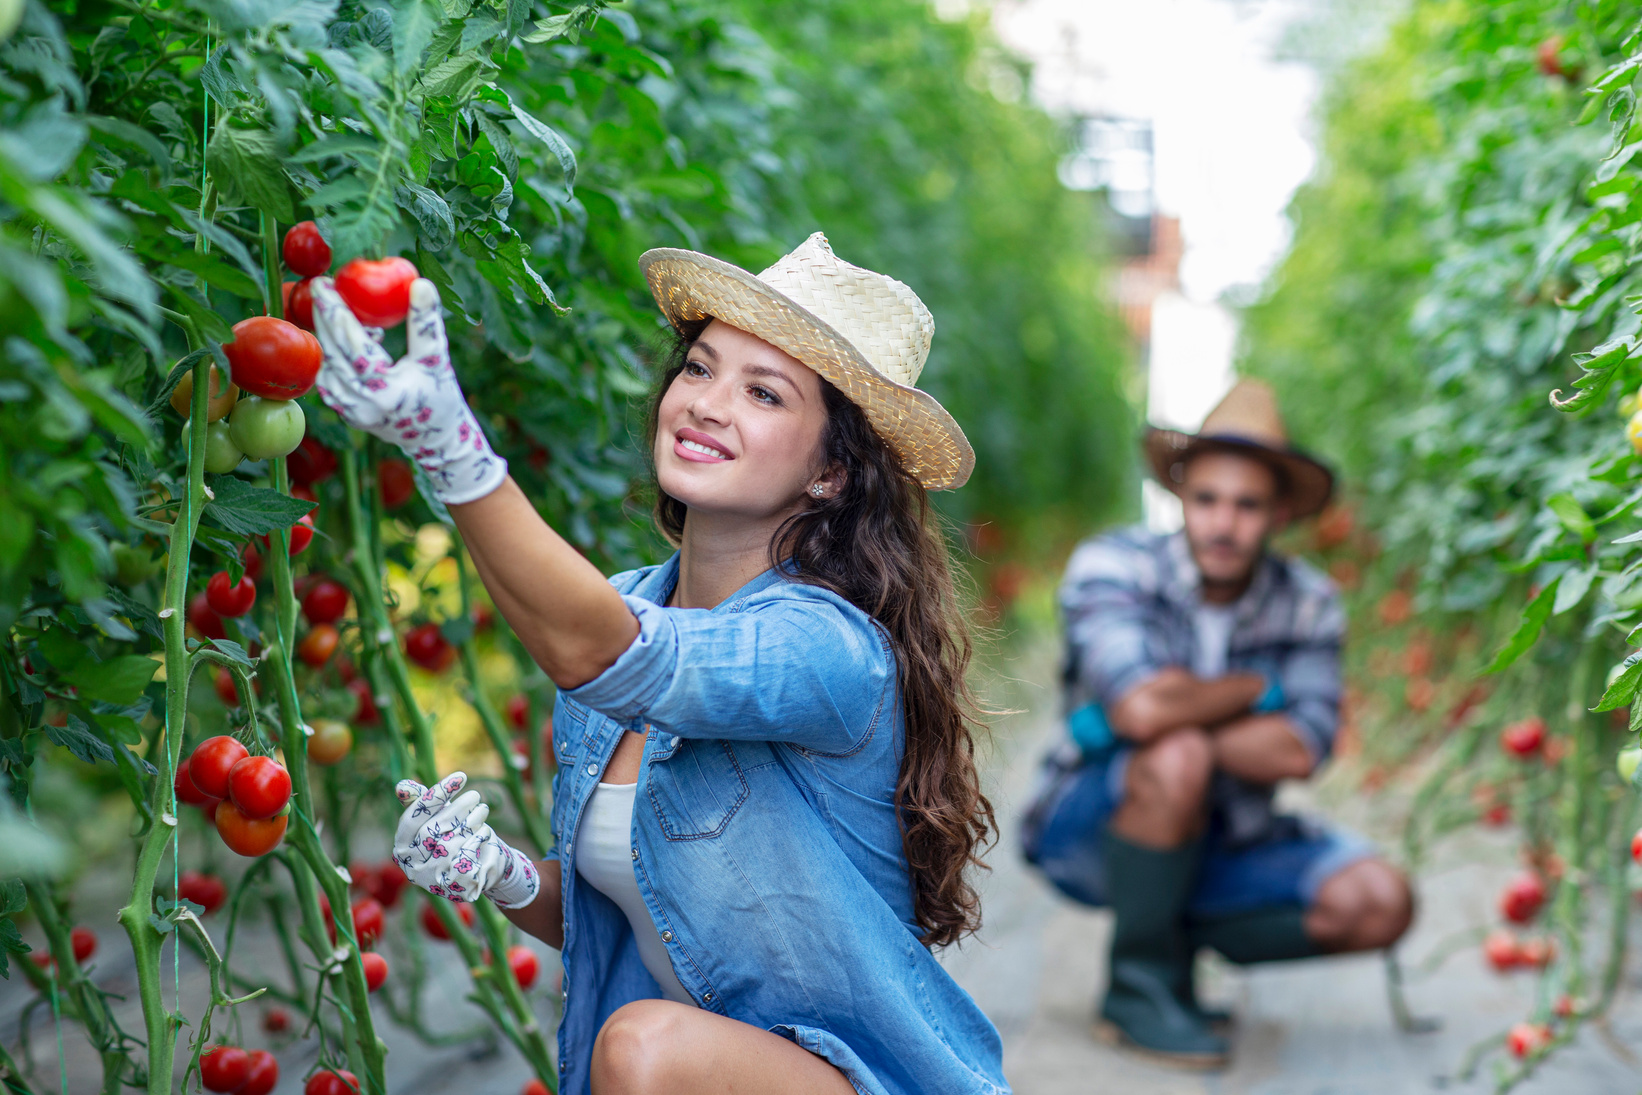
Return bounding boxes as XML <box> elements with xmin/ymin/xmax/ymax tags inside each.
<box><xmin>810</xmin><ymin>484</ymin><xmax>825</xmax><ymax>497</ymax></box>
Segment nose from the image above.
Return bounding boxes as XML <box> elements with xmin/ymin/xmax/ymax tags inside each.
<box><xmin>686</xmin><ymin>374</ymin><xmax>733</xmax><ymax>425</ymax></box>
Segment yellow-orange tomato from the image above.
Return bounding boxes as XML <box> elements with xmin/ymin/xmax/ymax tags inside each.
<box><xmin>307</xmin><ymin>719</ymin><xmax>353</xmax><ymax>766</ymax></box>
<box><xmin>170</xmin><ymin>364</ymin><xmax>240</xmax><ymax>422</ymax></box>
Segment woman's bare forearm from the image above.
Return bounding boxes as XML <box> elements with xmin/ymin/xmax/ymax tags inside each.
<box><xmin>450</xmin><ymin>477</ymin><xmax>638</xmax><ymax>688</ymax></box>
<box><xmin>501</xmin><ymin>858</ymin><xmax>564</xmax><ymax>950</ymax></box>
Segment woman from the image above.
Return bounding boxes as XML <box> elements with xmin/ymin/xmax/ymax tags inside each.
<box><xmin>309</xmin><ymin>233</ymin><xmax>1008</xmax><ymax>1095</ymax></box>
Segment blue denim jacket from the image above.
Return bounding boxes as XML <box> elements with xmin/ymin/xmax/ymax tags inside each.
<box><xmin>548</xmin><ymin>555</ymin><xmax>1008</xmax><ymax>1095</ymax></box>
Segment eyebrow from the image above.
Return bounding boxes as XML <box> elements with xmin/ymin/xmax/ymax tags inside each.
<box><xmin>691</xmin><ymin>339</ymin><xmax>720</xmax><ymax>361</ymax></box>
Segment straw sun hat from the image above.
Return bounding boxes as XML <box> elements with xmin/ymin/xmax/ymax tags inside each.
<box><xmin>639</xmin><ymin>232</ymin><xmax>974</xmax><ymax>491</ymax></box>
<box><xmin>1144</xmin><ymin>379</ymin><xmax>1334</xmax><ymax>518</ymax></box>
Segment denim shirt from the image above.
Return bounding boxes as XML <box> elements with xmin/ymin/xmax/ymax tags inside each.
<box><xmin>548</xmin><ymin>554</ymin><xmax>1008</xmax><ymax>1095</ymax></box>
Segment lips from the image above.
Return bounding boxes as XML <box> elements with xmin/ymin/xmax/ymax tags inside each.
<box><xmin>674</xmin><ymin>428</ymin><xmax>733</xmax><ymax>462</ymax></box>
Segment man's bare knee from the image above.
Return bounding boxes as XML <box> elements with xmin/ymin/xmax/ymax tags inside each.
<box><xmin>1307</xmin><ymin>860</ymin><xmax>1414</xmax><ymax>952</ymax></box>
<box><xmin>591</xmin><ymin>1000</ymin><xmax>688</xmax><ymax>1094</ymax></box>
<box><xmin>1128</xmin><ymin>728</ymin><xmax>1214</xmax><ymax>811</ymax></box>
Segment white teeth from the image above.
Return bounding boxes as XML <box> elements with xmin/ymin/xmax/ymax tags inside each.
<box><xmin>680</xmin><ymin>438</ymin><xmax>729</xmax><ymax>459</ymax></box>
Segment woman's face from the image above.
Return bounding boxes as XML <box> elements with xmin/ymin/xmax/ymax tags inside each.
<box><xmin>653</xmin><ymin>320</ymin><xmax>831</xmax><ymax>525</ymax></box>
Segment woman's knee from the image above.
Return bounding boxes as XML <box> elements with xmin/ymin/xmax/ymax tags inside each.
<box><xmin>591</xmin><ymin>1000</ymin><xmax>691</xmax><ymax>1094</ymax></box>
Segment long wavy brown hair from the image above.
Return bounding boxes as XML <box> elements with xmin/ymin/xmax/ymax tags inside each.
<box><xmin>644</xmin><ymin>319</ymin><xmax>995</xmax><ymax>948</ymax></box>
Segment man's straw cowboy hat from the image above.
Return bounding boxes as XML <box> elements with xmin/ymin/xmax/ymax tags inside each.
<box><xmin>1144</xmin><ymin>379</ymin><xmax>1334</xmax><ymax>518</ymax></box>
<box><xmin>639</xmin><ymin>232</ymin><xmax>974</xmax><ymax>491</ymax></box>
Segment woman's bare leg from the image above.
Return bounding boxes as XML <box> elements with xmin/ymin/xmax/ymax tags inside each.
<box><xmin>590</xmin><ymin>1000</ymin><xmax>857</xmax><ymax>1095</ymax></box>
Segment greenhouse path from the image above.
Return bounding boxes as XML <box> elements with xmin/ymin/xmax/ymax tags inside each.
<box><xmin>10</xmin><ymin>642</ymin><xmax>1642</xmax><ymax>1093</ymax></box>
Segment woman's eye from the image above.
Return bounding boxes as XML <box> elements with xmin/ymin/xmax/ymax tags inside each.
<box><xmin>749</xmin><ymin>386</ymin><xmax>780</xmax><ymax>405</ymax></box>
<box><xmin>684</xmin><ymin>361</ymin><xmax>709</xmax><ymax>378</ymax></box>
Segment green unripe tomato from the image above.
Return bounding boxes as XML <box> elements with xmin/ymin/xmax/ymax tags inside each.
<box><xmin>1618</xmin><ymin>746</ymin><xmax>1642</xmax><ymax>784</ymax></box>
<box><xmin>204</xmin><ymin>420</ymin><xmax>245</xmax><ymax>473</ymax></box>
<box><xmin>1622</xmin><ymin>390</ymin><xmax>1642</xmax><ymax>419</ymax></box>
<box><xmin>228</xmin><ymin>396</ymin><xmax>306</xmax><ymax>461</ymax></box>
<box><xmin>111</xmin><ymin>543</ymin><xmax>161</xmax><ymax>586</ymax></box>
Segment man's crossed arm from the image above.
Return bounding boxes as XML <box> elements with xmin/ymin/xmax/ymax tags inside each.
<box><xmin>1108</xmin><ymin>667</ymin><xmax>1315</xmax><ymax>783</ymax></box>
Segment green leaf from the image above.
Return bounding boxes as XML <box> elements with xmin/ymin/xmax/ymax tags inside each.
<box><xmin>394</xmin><ymin>183</ymin><xmax>455</xmax><ymax>250</ymax></box>
<box><xmin>202</xmin><ymin>475</ymin><xmax>316</xmax><ymax>536</ymax></box>
<box><xmin>1594</xmin><ymin>654</ymin><xmax>1642</xmax><ymax>712</ymax></box>
<box><xmin>509</xmin><ymin>101</ymin><xmax>577</xmax><ymax>187</ymax></box>
<box><xmin>1485</xmin><ymin>579</ymin><xmax>1560</xmax><ymax>674</ymax></box>
<box><xmin>206</xmin><ymin>125</ymin><xmax>295</xmax><ymax>222</ymax></box>
<box><xmin>45</xmin><ymin>714</ymin><xmax>117</xmax><ymax>766</ymax></box>
<box><xmin>66</xmin><ymin>655</ymin><xmax>161</xmax><ymax>705</ymax></box>
<box><xmin>1547</xmin><ymin>493</ymin><xmax>1597</xmax><ymax>544</ymax></box>
<box><xmin>391</xmin><ymin>0</ymin><xmax>445</xmax><ymax>73</ymax></box>
<box><xmin>208</xmin><ymin>638</ymin><xmax>254</xmax><ymax>668</ymax></box>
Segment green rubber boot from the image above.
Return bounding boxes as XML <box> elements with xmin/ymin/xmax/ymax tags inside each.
<box><xmin>1187</xmin><ymin>904</ymin><xmax>1321</xmax><ymax>965</ymax></box>
<box><xmin>1096</xmin><ymin>832</ymin><xmax>1229</xmax><ymax>1068</ymax></box>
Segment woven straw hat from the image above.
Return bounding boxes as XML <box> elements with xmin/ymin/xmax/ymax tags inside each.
<box><xmin>1144</xmin><ymin>379</ymin><xmax>1334</xmax><ymax>518</ymax></box>
<box><xmin>639</xmin><ymin>232</ymin><xmax>974</xmax><ymax>491</ymax></box>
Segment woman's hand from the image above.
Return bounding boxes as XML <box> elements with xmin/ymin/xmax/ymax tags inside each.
<box><xmin>309</xmin><ymin>277</ymin><xmax>508</xmax><ymax>505</ymax></box>
<box><xmin>392</xmin><ymin>773</ymin><xmax>539</xmax><ymax>908</ymax></box>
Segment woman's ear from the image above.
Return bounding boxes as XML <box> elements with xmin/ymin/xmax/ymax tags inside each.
<box><xmin>809</xmin><ymin>464</ymin><xmax>847</xmax><ymax>501</ymax></box>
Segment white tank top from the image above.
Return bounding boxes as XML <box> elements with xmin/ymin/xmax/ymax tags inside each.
<box><xmin>573</xmin><ymin>781</ymin><xmax>694</xmax><ymax>1004</ymax></box>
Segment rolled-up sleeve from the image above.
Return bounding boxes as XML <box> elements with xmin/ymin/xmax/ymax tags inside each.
<box><xmin>1061</xmin><ymin>541</ymin><xmax>1170</xmax><ymax>708</ymax></box>
<box><xmin>564</xmin><ymin>593</ymin><xmax>895</xmax><ymax>755</ymax></box>
<box><xmin>1279</xmin><ymin>592</ymin><xmax>1345</xmax><ymax>763</ymax></box>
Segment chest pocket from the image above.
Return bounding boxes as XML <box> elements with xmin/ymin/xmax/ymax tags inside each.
<box><xmin>645</xmin><ymin>739</ymin><xmax>749</xmax><ymax>841</ymax></box>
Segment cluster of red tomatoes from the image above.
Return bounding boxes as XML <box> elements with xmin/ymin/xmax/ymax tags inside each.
<box><xmin>200</xmin><ymin>1046</ymin><xmax>279</xmax><ymax>1095</ymax></box>
<box><xmin>28</xmin><ymin>925</ymin><xmax>97</xmax><ymax>974</ymax></box>
<box><xmin>174</xmin><ymin>736</ymin><xmax>292</xmax><ymax>857</ymax></box>
<box><xmin>1483</xmin><ymin>869</ymin><xmax>1555</xmax><ymax>976</ymax></box>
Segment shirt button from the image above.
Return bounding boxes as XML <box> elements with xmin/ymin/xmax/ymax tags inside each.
<box><xmin>661</xmin><ymin>930</ymin><xmax>673</xmax><ymax>941</ymax></box>
<box><xmin>585</xmin><ymin>763</ymin><xmax>598</xmax><ymax>777</ymax></box>
<box><xmin>630</xmin><ymin>848</ymin><xmax>638</xmax><ymax>861</ymax></box>
<box><xmin>703</xmin><ymin>992</ymin><xmax>713</xmax><ymax>1002</ymax></box>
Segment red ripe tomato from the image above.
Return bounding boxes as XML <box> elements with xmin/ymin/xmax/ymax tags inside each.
<box><xmin>291</xmin><ymin>484</ymin><xmax>317</xmax><ymax>504</ymax></box>
<box><xmin>370</xmin><ymin>860</ymin><xmax>408</xmax><ymax>909</ymax></box>
<box><xmin>188</xmin><ymin>591</ymin><xmax>227</xmax><ymax>641</ymax></box>
<box><xmin>1484</xmin><ymin>930</ymin><xmax>1521</xmax><ymax>972</ymax></box>
<box><xmin>1633</xmin><ymin>828</ymin><xmax>1642</xmax><ymax>865</ymax></box>
<box><xmin>404</xmin><ymin>623</ymin><xmax>455</xmax><ymax>673</ymax></box>
<box><xmin>205</xmin><ymin>570</ymin><xmax>256</xmax><ymax>618</ymax></box>
<box><xmin>361</xmin><ymin>950</ymin><xmax>389</xmax><ymax>992</ymax></box>
<box><xmin>283</xmin><ymin>278</ymin><xmax>316</xmax><ymax>331</ymax></box>
<box><xmin>307</xmin><ymin>718</ymin><xmax>353</xmax><ymax>766</ymax></box>
<box><xmin>511</xmin><ymin>735</ymin><xmax>533</xmax><ymax>780</ymax></box>
<box><xmin>283</xmin><ymin>221</ymin><xmax>332</xmax><ymax>278</ymax></box>
<box><xmin>178</xmin><ymin>870</ymin><xmax>228</xmax><ymax>915</ymax></box>
<box><xmin>1376</xmin><ymin>590</ymin><xmax>1412</xmax><ymax>626</ymax></box>
<box><xmin>506</xmin><ymin>694</ymin><xmax>529</xmax><ymax>731</ymax></box>
<box><xmin>305</xmin><ymin>1069</ymin><xmax>362</xmax><ymax>1095</ymax></box>
<box><xmin>1537</xmin><ymin>36</ymin><xmax>1566</xmax><ymax>79</ymax></box>
<box><xmin>240</xmin><ymin>1050</ymin><xmax>279</xmax><ymax>1095</ymax></box>
<box><xmin>1555</xmin><ymin>993</ymin><xmax>1580</xmax><ymax>1019</ymax></box>
<box><xmin>1499</xmin><ymin>872</ymin><xmax>1547</xmax><ymax>925</ymax></box>
<box><xmin>200</xmin><ymin>1045</ymin><xmax>250</xmax><ymax>1093</ymax></box>
<box><xmin>1483</xmin><ymin>802</ymin><xmax>1511</xmax><ymax>827</ymax></box>
<box><xmin>174</xmin><ymin>758</ymin><xmax>216</xmax><ymax>807</ymax></box>
<box><xmin>240</xmin><ymin>542</ymin><xmax>264</xmax><ymax>582</ymax></box>
<box><xmin>1501</xmin><ymin>717</ymin><xmax>1547</xmax><ymax>758</ymax></box>
<box><xmin>298</xmin><ymin>623</ymin><xmax>340</xmax><ymax>667</ymax></box>
<box><xmin>289</xmin><ymin>512</ymin><xmax>315</xmax><ymax>555</ymax></box>
<box><xmin>335</xmin><ymin>256</ymin><xmax>418</xmax><ymax>327</ymax></box>
<box><xmin>1506</xmin><ymin>1021</ymin><xmax>1551</xmax><ymax>1059</ymax></box>
<box><xmin>216</xmin><ymin>799</ymin><xmax>289</xmax><ymax>857</ymax></box>
<box><xmin>378</xmin><ymin>458</ymin><xmax>415</xmax><ymax>509</ymax></box>
<box><xmin>351</xmin><ymin>897</ymin><xmax>385</xmax><ymax>947</ymax></box>
<box><xmin>506</xmin><ymin>945</ymin><xmax>539</xmax><ymax>989</ymax></box>
<box><xmin>189</xmin><ymin>737</ymin><xmax>249</xmax><ymax>800</ymax></box>
<box><xmin>261</xmin><ymin>1007</ymin><xmax>290</xmax><ymax>1034</ymax></box>
<box><xmin>1518</xmin><ymin>936</ymin><xmax>1555</xmax><ymax>968</ymax></box>
<box><xmin>303</xmin><ymin>578</ymin><xmax>350</xmax><ymax>625</ymax></box>
<box><xmin>419</xmin><ymin>900</ymin><xmax>475</xmax><ymax>941</ymax></box>
<box><xmin>213</xmin><ymin>667</ymin><xmax>240</xmax><ymax>707</ymax></box>
<box><xmin>288</xmin><ymin>436</ymin><xmax>339</xmax><ymax>486</ymax></box>
<box><xmin>347</xmin><ymin>678</ymin><xmax>380</xmax><ymax>725</ymax></box>
<box><xmin>522</xmin><ymin>1081</ymin><xmax>551</xmax><ymax>1095</ymax></box>
<box><xmin>223</xmin><ymin>316</ymin><xmax>322</xmax><ymax>400</ymax></box>
<box><xmin>70</xmin><ymin>926</ymin><xmax>95</xmax><ymax>963</ymax></box>
<box><xmin>228</xmin><ymin>756</ymin><xmax>291</xmax><ymax>819</ymax></box>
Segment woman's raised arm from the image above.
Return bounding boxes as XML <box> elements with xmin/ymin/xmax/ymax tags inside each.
<box><xmin>451</xmin><ymin>480</ymin><xmax>637</xmax><ymax>688</ymax></box>
<box><xmin>308</xmin><ymin>277</ymin><xmax>637</xmax><ymax>689</ymax></box>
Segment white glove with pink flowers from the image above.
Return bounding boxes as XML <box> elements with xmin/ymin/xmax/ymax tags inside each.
<box><xmin>392</xmin><ymin>772</ymin><xmax>539</xmax><ymax>908</ymax></box>
<box><xmin>309</xmin><ymin>277</ymin><xmax>508</xmax><ymax>505</ymax></box>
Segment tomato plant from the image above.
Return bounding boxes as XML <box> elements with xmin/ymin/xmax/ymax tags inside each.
<box><xmin>302</xmin><ymin>578</ymin><xmax>350</xmax><ymax>625</ymax></box>
<box><xmin>362</xmin><ymin>951</ymin><xmax>389</xmax><ymax>992</ymax></box>
<box><xmin>242</xmin><ymin>1051</ymin><xmax>280</xmax><ymax>1095</ymax></box>
<box><xmin>305</xmin><ymin>1070</ymin><xmax>362</xmax><ymax>1095</ymax></box>
<box><xmin>170</xmin><ymin>364</ymin><xmax>240</xmax><ymax>423</ymax></box>
<box><xmin>507</xmin><ymin>944</ymin><xmax>539</xmax><ymax>989</ymax></box>
<box><xmin>334</xmin><ymin>257</ymin><xmax>419</xmax><ymax>328</ymax></box>
<box><xmin>283</xmin><ymin>222</ymin><xmax>333</xmax><ymax>279</ymax></box>
<box><xmin>178</xmin><ymin>871</ymin><xmax>229</xmax><ymax>916</ymax></box>
<box><xmin>229</xmin><ymin>396</ymin><xmax>307</xmax><ymax>461</ymax></box>
<box><xmin>298</xmin><ymin>624</ymin><xmax>340</xmax><ymax>668</ymax></box>
<box><xmin>190</xmin><ymin>737</ymin><xmax>251</xmax><ymax>801</ymax></box>
<box><xmin>206</xmin><ymin>570</ymin><xmax>257</xmax><ymax>618</ymax></box>
<box><xmin>223</xmin><ymin>317</ymin><xmax>323</xmax><ymax>401</ymax></box>
<box><xmin>227</xmin><ymin>756</ymin><xmax>292</xmax><ymax>819</ymax></box>
<box><xmin>404</xmin><ymin>623</ymin><xmax>455</xmax><ymax>673</ymax></box>
<box><xmin>201</xmin><ymin>1046</ymin><xmax>250</xmax><ymax>1093</ymax></box>
<box><xmin>215</xmin><ymin>801</ymin><xmax>290</xmax><ymax>858</ymax></box>
<box><xmin>307</xmin><ymin>718</ymin><xmax>353</xmax><ymax>766</ymax></box>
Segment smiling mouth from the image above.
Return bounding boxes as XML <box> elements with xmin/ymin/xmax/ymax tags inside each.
<box><xmin>678</xmin><ymin>436</ymin><xmax>732</xmax><ymax>460</ymax></box>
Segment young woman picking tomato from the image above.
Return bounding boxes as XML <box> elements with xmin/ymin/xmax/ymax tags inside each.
<box><xmin>308</xmin><ymin>233</ymin><xmax>1005</xmax><ymax>1095</ymax></box>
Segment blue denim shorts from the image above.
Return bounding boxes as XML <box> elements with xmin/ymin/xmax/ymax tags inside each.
<box><xmin>1021</xmin><ymin>744</ymin><xmax>1375</xmax><ymax>917</ymax></box>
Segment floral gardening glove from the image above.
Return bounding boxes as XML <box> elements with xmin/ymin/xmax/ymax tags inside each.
<box><xmin>392</xmin><ymin>772</ymin><xmax>539</xmax><ymax>908</ymax></box>
<box><xmin>309</xmin><ymin>277</ymin><xmax>508</xmax><ymax>505</ymax></box>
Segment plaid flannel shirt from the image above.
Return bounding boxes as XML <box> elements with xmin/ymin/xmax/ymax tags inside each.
<box><xmin>1058</xmin><ymin>524</ymin><xmax>1345</xmax><ymax>845</ymax></box>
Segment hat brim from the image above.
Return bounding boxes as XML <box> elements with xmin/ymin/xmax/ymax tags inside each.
<box><xmin>1144</xmin><ymin>428</ymin><xmax>1334</xmax><ymax>519</ymax></box>
<box><xmin>639</xmin><ymin>247</ymin><xmax>974</xmax><ymax>491</ymax></box>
